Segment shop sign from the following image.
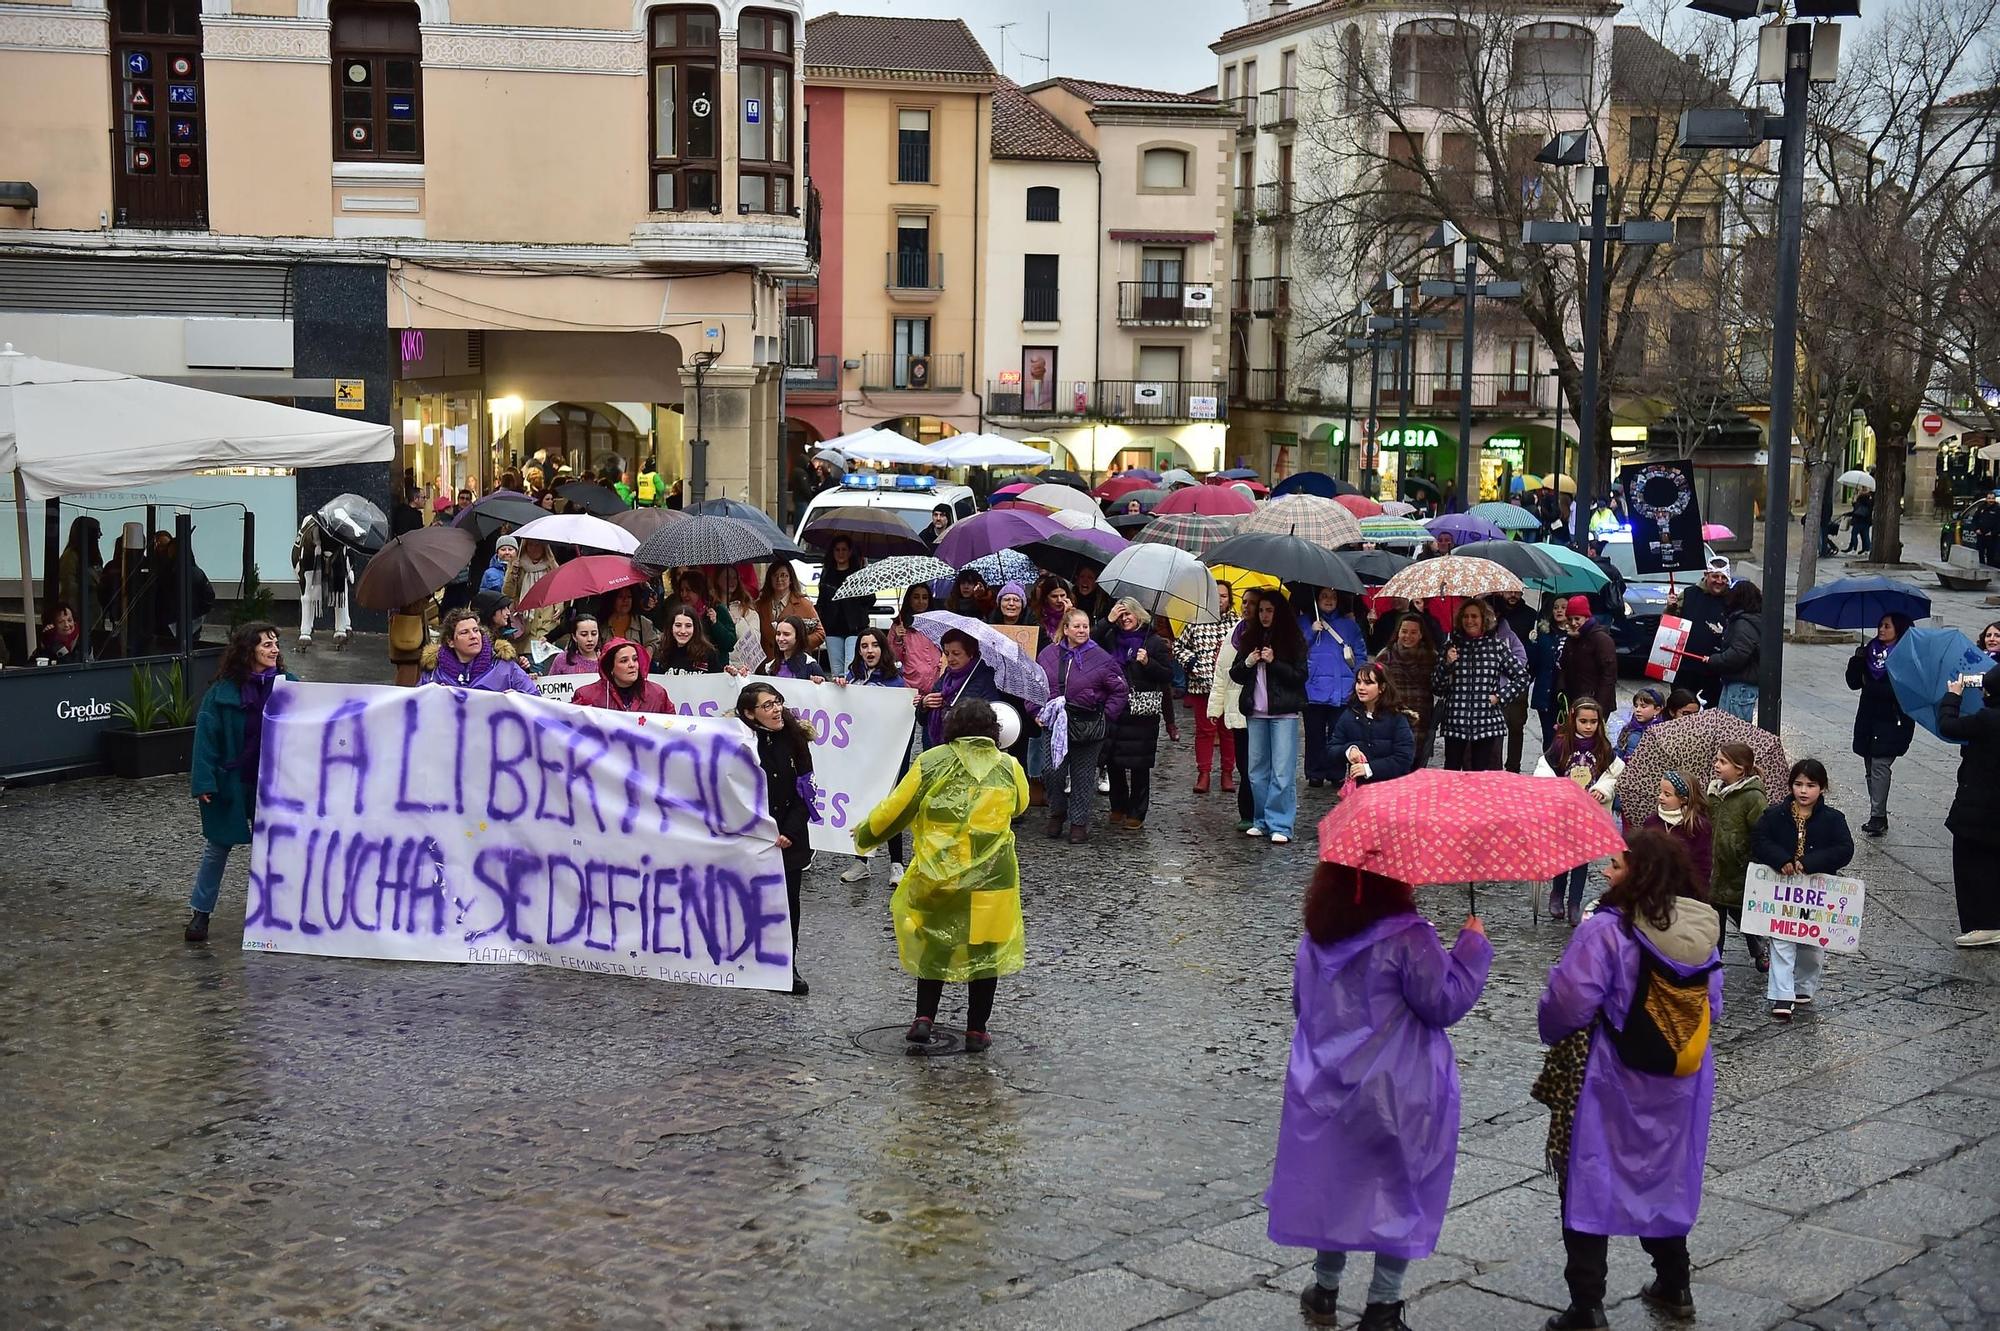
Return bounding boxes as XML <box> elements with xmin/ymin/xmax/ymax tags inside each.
<box><xmin>998</xmin><ymin>370</ymin><xmax>1021</xmax><ymax>385</ymax></box>
<box><xmin>334</xmin><ymin>379</ymin><xmax>365</xmax><ymax>411</ymax></box>
<box><xmin>1484</xmin><ymin>433</ymin><xmax>1526</xmax><ymax>456</ymax></box>
<box><xmin>1380</xmin><ymin>426</ymin><xmax>1444</xmax><ymax>451</ymax></box>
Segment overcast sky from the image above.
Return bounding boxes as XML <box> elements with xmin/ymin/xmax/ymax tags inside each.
<box><xmin>804</xmin><ymin>0</ymin><xmax>1232</xmax><ymax>93</ymax></box>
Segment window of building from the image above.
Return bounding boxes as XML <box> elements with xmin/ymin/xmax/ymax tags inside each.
<box><xmin>1510</xmin><ymin>23</ymin><xmax>1592</xmax><ymax>110</ymax></box>
<box><xmin>1393</xmin><ymin>20</ymin><xmax>1474</xmax><ymax>108</ymax></box>
<box><xmin>649</xmin><ymin>6</ymin><xmax>721</xmax><ymax>212</ymax></box>
<box><xmin>893</xmin><ymin>317</ymin><xmax>931</xmax><ymax>388</ymax></box>
<box><xmin>1343</xmin><ymin>27</ymin><xmax>1363</xmax><ymax>110</ymax></box>
<box><xmin>1241</xmin><ymin>59</ymin><xmax>1258</xmax><ymax>126</ymax></box>
<box><xmin>898</xmin><ymin>109</ymin><xmax>932</xmax><ymax>183</ymax></box>
<box><xmin>1629</xmin><ymin>115</ymin><xmax>1658</xmax><ymax>162</ymax></box>
<box><xmin>1141</xmin><ymin>147</ymin><xmax>1189</xmax><ymax>189</ymax></box>
<box><xmin>894</xmin><ymin>215</ymin><xmax>931</xmax><ymax>288</ymax></box>
<box><xmin>332</xmin><ymin>3</ymin><xmax>421</xmax><ymax>161</ymax></box>
<box><xmin>1025</xmin><ymin>186</ymin><xmax>1060</xmax><ymax>222</ymax></box>
<box><xmin>1023</xmin><ymin>254</ymin><xmax>1059</xmax><ymax>322</ymax></box>
<box><xmin>737</xmin><ymin>10</ymin><xmax>793</xmax><ymax>214</ymax></box>
<box><xmin>1674</xmin><ymin>214</ymin><xmax>1708</xmax><ymax>279</ymax></box>
<box><xmin>111</xmin><ymin>0</ymin><xmax>207</xmax><ymax>229</ymax></box>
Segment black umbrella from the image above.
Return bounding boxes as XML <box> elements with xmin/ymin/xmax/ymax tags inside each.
<box><xmin>633</xmin><ymin>515</ymin><xmax>775</xmax><ymax>570</ymax></box>
<box><xmin>799</xmin><ymin>506</ymin><xmax>929</xmax><ymax>557</ymax></box>
<box><xmin>1400</xmin><ymin>475</ymin><xmax>1442</xmax><ymax>500</ymax></box>
<box><xmin>1202</xmin><ymin>532</ymin><xmax>1363</xmax><ymax>593</ymax></box>
<box><xmin>608</xmin><ymin>507</ymin><xmax>685</xmax><ymax>540</ymax></box>
<box><xmin>1037</xmin><ymin>469</ymin><xmax>1089</xmax><ymax>490</ymax></box>
<box><xmin>556</xmin><ymin>481</ymin><xmax>630</xmax><ymax>517</ymax></box>
<box><xmin>1109</xmin><ymin>511</ymin><xmax>1156</xmax><ymax>532</ymax></box>
<box><xmin>1453</xmin><ymin>538</ymin><xmax>1566</xmax><ymax>589</ymax></box>
<box><xmin>454</xmin><ymin>491</ymin><xmax>546</xmax><ymax>538</ymax></box>
<box><xmin>1023</xmin><ymin>530</ymin><xmax>1119</xmax><ymax>577</ymax></box>
<box><xmin>354</xmin><ymin>526</ymin><xmax>477</xmax><ymax>610</ymax></box>
<box><xmin>1334</xmin><ymin>547</ymin><xmax>1414</xmax><ymax>586</ymax></box>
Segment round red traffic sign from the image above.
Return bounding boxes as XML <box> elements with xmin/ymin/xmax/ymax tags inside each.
<box><xmin>1923</xmin><ymin>413</ymin><xmax>1944</xmax><ymax>433</ymax></box>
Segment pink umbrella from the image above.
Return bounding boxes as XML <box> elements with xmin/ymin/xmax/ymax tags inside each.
<box><xmin>512</xmin><ymin>554</ymin><xmax>650</xmax><ymax>612</ymax></box>
<box><xmin>1157</xmin><ymin>485</ymin><xmax>1258</xmax><ymax>516</ymax></box>
<box><xmin>1092</xmin><ymin>473</ymin><xmax>1156</xmax><ymax>502</ymax></box>
<box><xmin>1334</xmin><ymin>494</ymin><xmax>1385</xmax><ymax>519</ymax></box>
<box><xmin>1702</xmin><ymin>523</ymin><xmax>1735</xmax><ymax>541</ymax></box>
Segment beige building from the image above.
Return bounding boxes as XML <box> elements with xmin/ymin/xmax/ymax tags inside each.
<box><xmin>0</xmin><ymin>0</ymin><xmax>812</xmax><ymax>526</ymax></box>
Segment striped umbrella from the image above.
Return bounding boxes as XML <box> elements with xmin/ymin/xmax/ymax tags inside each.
<box><xmin>1469</xmin><ymin>500</ymin><xmax>1543</xmax><ymax>532</ymax></box>
<box><xmin>1241</xmin><ymin>494</ymin><xmax>1363</xmax><ymax>548</ymax></box>
<box><xmin>633</xmin><ymin>514</ymin><xmax>774</xmax><ymax>569</ymax></box>
<box><xmin>1134</xmin><ymin>511</ymin><xmax>1243</xmax><ymax>557</ymax></box>
<box><xmin>1357</xmin><ymin>515</ymin><xmax>1433</xmax><ymax>545</ymax></box>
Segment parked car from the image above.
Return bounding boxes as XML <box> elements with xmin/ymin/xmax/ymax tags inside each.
<box><xmin>792</xmin><ymin>474</ymin><xmax>978</xmax><ymax>626</ymax></box>
<box><xmin>1939</xmin><ymin>495</ymin><xmax>1992</xmax><ymax>562</ymax></box>
<box><xmin>1596</xmin><ymin>531</ymin><xmax>1722</xmax><ymax>673</ymax></box>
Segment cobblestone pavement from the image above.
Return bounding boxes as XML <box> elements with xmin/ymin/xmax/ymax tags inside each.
<box><xmin>3</xmin><ymin>552</ymin><xmax>1997</xmax><ymax>1331</ymax></box>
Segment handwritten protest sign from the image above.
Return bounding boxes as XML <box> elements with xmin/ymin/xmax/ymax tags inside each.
<box><xmin>537</xmin><ymin>672</ymin><xmax>916</xmax><ymax>854</ymax></box>
<box><xmin>1740</xmin><ymin>863</ymin><xmax>1865</xmax><ymax>953</ymax></box>
<box><xmin>244</xmin><ymin>681</ymin><xmax>795</xmax><ymax>989</ymax></box>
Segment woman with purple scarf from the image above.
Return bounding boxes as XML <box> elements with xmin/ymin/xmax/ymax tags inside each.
<box><xmin>1036</xmin><ymin>608</ymin><xmax>1128</xmax><ymax>842</ymax></box>
<box><xmin>1093</xmin><ymin>597</ymin><xmax>1174</xmax><ymax>829</ymax></box>
<box><xmin>184</xmin><ymin>621</ymin><xmax>297</xmax><ymax>943</ymax></box>
<box><xmin>920</xmin><ymin>629</ymin><xmax>1001</xmax><ymax>749</ymax></box>
<box><xmin>418</xmin><ymin>608</ymin><xmax>539</xmax><ymax>694</ymax></box>
<box><xmin>1845</xmin><ymin>612</ymin><xmax>1914</xmax><ymax>837</ymax></box>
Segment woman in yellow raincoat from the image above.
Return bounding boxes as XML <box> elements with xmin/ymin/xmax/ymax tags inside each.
<box><xmin>855</xmin><ymin>698</ymin><xmax>1029</xmax><ymax>1053</ymax></box>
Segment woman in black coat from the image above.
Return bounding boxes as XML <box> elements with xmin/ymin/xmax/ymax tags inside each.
<box><xmin>1327</xmin><ymin>662</ymin><xmax>1415</xmax><ymax>786</ymax></box>
<box><xmin>737</xmin><ymin>681</ymin><xmax>815</xmax><ymax>996</ymax></box>
<box><xmin>1845</xmin><ymin>613</ymin><xmax>1914</xmax><ymax>837</ymax></box>
<box><xmin>1094</xmin><ymin>597</ymin><xmax>1174</xmax><ymax>829</ymax></box>
<box><xmin>1940</xmin><ymin>669</ymin><xmax>2000</xmax><ymax>946</ymax></box>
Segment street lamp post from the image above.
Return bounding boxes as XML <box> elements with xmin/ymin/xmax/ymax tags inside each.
<box><xmin>1677</xmin><ymin>10</ymin><xmax>1846</xmax><ymax>734</ymax></box>
<box><xmin>1421</xmin><ymin>221</ymin><xmax>1524</xmax><ymax>505</ymax></box>
<box><xmin>687</xmin><ymin>349</ymin><xmax>721</xmax><ymax>509</ymax></box>
<box><xmin>1343</xmin><ymin>328</ymin><xmax>1400</xmax><ymax>499</ymax></box>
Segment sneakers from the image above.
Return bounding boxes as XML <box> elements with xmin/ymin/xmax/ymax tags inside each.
<box><xmin>183</xmin><ymin>910</ymin><xmax>210</xmax><ymax>943</ymax></box>
<box><xmin>839</xmin><ymin>857</ymin><xmax>873</xmax><ymax>883</ymax></box>
<box><xmin>1955</xmin><ymin>928</ymin><xmax>2000</xmax><ymax>948</ymax></box>
<box><xmin>1270</xmin><ymin>833</ymin><xmax>1291</xmax><ymax>845</ymax></box>
<box><xmin>962</xmin><ymin>1030</ymin><xmax>992</xmax><ymax>1054</ymax></box>
<box><xmin>1639</xmin><ymin>1280</ymin><xmax>1696</xmax><ymax>1318</ymax></box>
<box><xmin>1543</xmin><ymin>1308</ymin><xmax>1609</xmax><ymax>1331</ymax></box>
<box><xmin>1096</xmin><ymin>772</ymin><xmax>1110</xmax><ymax>794</ymax></box>
<box><xmin>1245</xmin><ymin>825</ymin><xmax>1265</xmax><ymax>838</ymax></box>
<box><xmin>1298</xmin><ymin>1282</ymin><xmax>1340</xmax><ymax>1327</ymax></box>
<box><xmin>1358</xmin><ymin>1302</ymin><xmax>1413</xmax><ymax>1331</ymax></box>
<box><xmin>890</xmin><ymin>862</ymin><xmax>905</xmax><ymax>887</ymax></box>
<box><xmin>905</xmin><ymin>1017</ymin><xmax>934</xmax><ymax>1045</ymax></box>
<box><xmin>1771</xmin><ymin>1002</ymin><xmax>1793</xmax><ymax>1022</ymax></box>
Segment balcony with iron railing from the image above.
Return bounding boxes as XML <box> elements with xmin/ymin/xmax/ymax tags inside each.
<box><xmin>1232</xmin><ymin>184</ymin><xmax>1255</xmax><ymax>229</ymax></box>
<box><xmin>1258</xmin><ymin>85</ymin><xmax>1299</xmax><ymax>130</ymax></box>
<box><xmin>1095</xmin><ymin>379</ymin><xmax>1227</xmax><ymax>424</ymax></box>
<box><xmin>988</xmin><ymin>378</ymin><xmax>1093</xmax><ymax>419</ymax></box>
<box><xmin>1251</xmin><ymin>276</ymin><xmax>1291</xmax><ymax>316</ymax></box>
<box><xmin>886</xmin><ymin>250</ymin><xmax>945</xmax><ymax>295</ymax></box>
<box><xmin>1023</xmin><ymin>285</ymin><xmax>1060</xmax><ymax>324</ymax></box>
<box><xmin>1243</xmin><ymin>368</ymin><xmax>1281</xmax><ymax>404</ymax></box>
<box><xmin>1374</xmin><ymin>371</ymin><xmax>1553</xmax><ymax>411</ymax></box>
<box><xmin>1256</xmin><ymin>180</ymin><xmax>1294</xmax><ymax>223</ymax></box>
<box><xmin>860</xmin><ymin>352</ymin><xmax>965</xmax><ymax>393</ymax></box>
<box><xmin>783</xmin><ymin>353</ymin><xmax>840</xmax><ymax>396</ymax></box>
<box><xmin>1227</xmin><ymin>94</ymin><xmax>1257</xmax><ymax>136</ymax></box>
<box><xmin>1231</xmin><ymin>279</ymin><xmax>1251</xmax><ymax>317</ymax></box>
<box><xmin>1116</xmin><ymin>280</ymin><xmax>1215</xmax><ymax>326</ymax></box>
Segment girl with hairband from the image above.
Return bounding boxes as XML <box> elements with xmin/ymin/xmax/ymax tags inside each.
<box><xmin>1641</xmin><ymin>770</ymin><xmax>1713</xmax><ymax>899</ymax></box>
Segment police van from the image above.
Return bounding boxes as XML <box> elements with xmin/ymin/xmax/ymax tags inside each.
<box><xmin>793</xmin><ymin>473</ymin><xmax>978</xmax><ymax>626</ymax></box>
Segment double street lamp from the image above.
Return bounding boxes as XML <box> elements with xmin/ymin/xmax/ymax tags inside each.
<box><xmin>1420</xmin><ymin>221</ymin><xmax>1523</xmax><ymax>504</ymax></box>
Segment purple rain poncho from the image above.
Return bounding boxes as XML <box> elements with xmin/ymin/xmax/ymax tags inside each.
<box><xmin>1537</xmin><ymin>903</ymin><xmax>1723</xmax><ymax>1237</ymax></box>
<box><xmin>1265</xmin><ymin>913</ymin><xmax>1493</xmax><ymax>1257</ymax></box>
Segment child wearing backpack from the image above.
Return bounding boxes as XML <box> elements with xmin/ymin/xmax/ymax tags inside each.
<box><xmin>1536</xmin><ymin>828</ymin><xmax>1722</xmax><ymax>1331</ymax></box>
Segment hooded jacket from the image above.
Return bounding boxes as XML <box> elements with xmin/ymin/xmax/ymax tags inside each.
<box><xmin>1539</xmin><ymin>901</ymin><xmax>1721</xmax><ymax>1238</ymax></box>
<box><xmin>418</xmin><ymin>635</ymin><xmax>539</xmax><ymax>695</ymax></box>
<box><xmin>1705</xmin><ymin>611</ymin><xmax>1762</xmax><ymax>686</ymax></box>
<box><xmin>1558</xmin><ymin>618</ymin><xmax>1619</xmax><ymax>712</ymax></box>
<box><xmin>1301</xmin><ymin>609</ymin><xmax>1367</xmax><ymax>707</ymax></box>
<box><xmin>572</xmin><ymin>639</ymin><xmax>675</xmax><ymax>713</ymax></box>
<box><xmin>1265</xmin><ymin>914</ymin><xmax>1492</xmax><ymax>1256</ymax></box>
<box><xmin>1707</xmin><ymin>775</ymin><xmax>1769</xmax><ymax>909</ymax></box>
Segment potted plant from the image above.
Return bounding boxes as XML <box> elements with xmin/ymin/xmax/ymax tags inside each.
<box><xmin>102</xmin><ymin>661</ymin><xmax>198</xmax><ymax>779</ymax></box>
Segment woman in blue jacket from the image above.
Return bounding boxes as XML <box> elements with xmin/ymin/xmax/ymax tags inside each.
<box><xmin>1300</xmin><ymin>586</ymin><xmax>1367</xmax><ymax>789</ymax></box>
<box><xmin>1329</xmin><ymin>663</ymin><xmax>1415</xmax><ymax>788</ymax></box>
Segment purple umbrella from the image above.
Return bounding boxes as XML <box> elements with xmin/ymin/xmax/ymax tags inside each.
<box><xmin>936</xmin><ymin>509</ymin><xmax>1066</xmax><ymax>568</ymax></box>
<box><xmin>912</xmin><ymin>610</ymin><xmax>1051</xmax><ymax>707</ymax></box>
<box><xmin>1426</xmin><ymin>512</ymin><xmax>1507</xmax><ymax>545</ymax></box>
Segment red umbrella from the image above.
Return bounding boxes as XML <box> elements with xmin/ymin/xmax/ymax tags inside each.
<box><xmin>513</xmin><ymin>554</ymin><xmax>651</xmax><ymax>612</ymax></box>
<box><xmin>1092</xmin><ymin>473</ymin><xmax>1157</xmax><ymax>502</ymax></box>
<box><xmin>1334</xmin><ymin>494</ymin><xmax>1384</xmax><ymax>519</ymax></box>
<box><xmin>1317</xmin><ymin>770</ymin><xmax>1627</xmax><ymax>904</ymax></box>
<box><xmin>1156</xmin><ymin>485</ymin><xmax>1257</xmax><ymax>516</ymax></box>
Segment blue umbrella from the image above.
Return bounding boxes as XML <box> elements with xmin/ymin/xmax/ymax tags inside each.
<box><xmin>1468</xmin><ymin>500</ymin><xmax>1542</xmax><ymax>532</ymax></box>
<box><xmin>1888</xmin><ymin>627</ymin><xmax>1989</xmax><ymax>741</ymax></box>
<box><xmin>1272</xmin><ymin>471</ymin><xmax>1334</xmax><ymax>498</ymax></box>
<box><xmin>1795</xmin><ymin>575</ymin><xmax>1932</xmax><ymax>629</ymax></box>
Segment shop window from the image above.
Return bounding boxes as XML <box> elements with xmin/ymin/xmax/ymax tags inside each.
<box><xmin>737</xmin><ymin>10</ymin><xmax>794</xmax><ymax>214</ymax></box>
<box><xmin>111</xmin><ymin>0</ymin><xmax>207</xmax><ymax>229</ymax></box>
<box><xmin>649</xmin><ymin>6</ymin><xmax>722</xmax><ymax>212</ymax></box>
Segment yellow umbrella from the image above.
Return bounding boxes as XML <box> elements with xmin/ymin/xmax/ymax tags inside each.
<box><xmin>1208</xmin><ymin>564</ymin><xmax>1280</xmax><ymax>617</ymax></box>
<box><xmin>1541</xmin><ymin>472</ymin><xmax>1578</xmax><ymax>494</ymax></box>
<box><xmin>1519</xmin><ymin>475</ymin><xmax>1545</xmax><ymax>492</ymax></box>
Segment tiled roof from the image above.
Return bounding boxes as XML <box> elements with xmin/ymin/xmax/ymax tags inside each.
<box><xmin>1042</xmin><ymin>77</ymin><xmax>1223</xmax><ymax>107</ymax></box>
<box><xmin>804</xmin><ymin>13</ymin><xmax>995</xmax><ymax>77</ymax></box>
<box><xmin>1610</xmin><ymin>26</ymin><xmax>1735</xmax><ymax>109</ymax></box>
<box><xmin>1937</xmin><ymin>86</ymin><xmax>1998</xmax><ymax>110</ymax></box>
<box><xmin>992</xmin><ymin>79</ymin><xmax>1096</xmax><ymax>162</ymax></box>
<box><xmin>1214</xmin><ymin>0</ymin><xmax>1341</xmax><ymax>52</ymax></box>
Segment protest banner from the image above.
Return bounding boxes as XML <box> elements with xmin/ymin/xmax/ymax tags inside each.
<box><xmin>1620</xmin><ymin>460</ymin><xmax>1705</xmax><ymax>576</ymax></box>
<box><xmin>537</xmin><ymin>671</ymin><xmax>916</xmax><ymax>855</ymax></box>
<box><xmin>244</xmin><ymin>681</ymin><xmax>795</xmax><ymax>989</ymax></box>
<box><xmin>1740</xmin><ymin>863</ymin><xmax>1866</xmax><ymax>953</ymax></box>
<box><xmin>1646</xmin><ymin>614</ymin><xmax>1691</xmax><ymax>683</ymax></box>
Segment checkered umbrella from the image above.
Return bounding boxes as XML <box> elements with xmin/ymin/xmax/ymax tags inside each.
<box><xmin>1134</xmin><ymin>512</ymin><xmax>1244</xmax><ymax>557</ymax></box>
<box><xmin>632</xmin><ymin>514</ymin><xmax>775</xmax><ymax>570</ymax></box>
<box><xmin>1613</xmin><ymin>709</ymin><xmax>1788</xmax><ymax>816</ymax></box>
<box><xmin>1241</xmin><ymin>494</ymin><xmax>1363</xmax><ymax>548</ymax></box>
<box><xmin>1378</xmin><ymin>554</ymin><xmax>1523</xmax><ymax>601</ymax></box>
<box><xmin>829</xmin><ymin>555</ymin><xmax>958</xmax><ymax>600</ymax></box>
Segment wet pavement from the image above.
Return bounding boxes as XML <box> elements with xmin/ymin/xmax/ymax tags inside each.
<box><xmin>4</xmin><ymin>564</ymin><xmax>1999</xmax><ymax>1331</ymax></box>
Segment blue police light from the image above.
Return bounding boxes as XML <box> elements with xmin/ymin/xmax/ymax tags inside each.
<box><xmin>840</xmin><ymin>472</ymin><xmax>936</xmax><ymax>491</ymax></box>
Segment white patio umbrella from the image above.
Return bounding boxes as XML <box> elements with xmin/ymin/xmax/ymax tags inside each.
<box><xmin>925</xmin><ymin>432</ymin><xmax>1053</xmax><ymax>466</ymax></box>
<box><xmin>510</xmin><ymin>512</ymin><xmax>641</xmax><ymax>554</ymax></box>
<box><xmin>1</xmin><ymin>344</ymin><xmax>393</xmax><ymax>625</ymax></box>
<box><xmin>1012</xmin><ymin>482</ymin><xmax>1102</xmax><ymax>520</ymax></box>
<box><xmin>827</xmin><ymin>427</ymin><xmax>938</xmax><ymax>467</ymax></box>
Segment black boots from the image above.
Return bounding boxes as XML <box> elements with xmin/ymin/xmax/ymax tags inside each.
<box><xmin>1358</xmin><ymin>1301</ymin><xmax>1413</xmax><ymax>1330</ymax></box>
<box><xmin>1543</xmin><ymin>1307</ymin><xmax>1609</xmax><ymax>1330</ymax></box>
<box><xmin>183</xmin><ymin>910</ymin><xmax>210</xmax><ymax>943</ymax></box>
<box><xmin>1640</xmin><ymin>1279</ymin><xmax>1696</xmax><ymax>1318</ymax></box>
<box><xmin>1298</xmin><ymin>1283</ymin><xmax>1340</xmax><ymax>1327</ymax></box>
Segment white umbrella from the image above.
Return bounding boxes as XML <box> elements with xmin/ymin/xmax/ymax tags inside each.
<box><xmin>1044</xmin><ymin>506</ymin><xmax>1118</xmax><ymax>534</ymax></box>
<box><xmin>1</xmin><ymin>343</ymin><xmax>393</xmax><ymax>625</ymax></box>
<box><xmin>1837</xmin><ymin>469</ymin><xmax>1875</xmax><ymax>489</ymax></box>
<box><xmin>510</xmin><ymin>512</ymin><xmax>640</xmax><ymax>554</ymax></box>
<box><xmin>1379</xmin><ymin>501</ymin><xmax>1418</xmax><ymax>517</ymax></box>
<box><xmin>1161</xmin><ymin>468</ymin><xmax>1199</xmax><ymax>489</ymax></box>
<box><xmin>1098</xmin><ymin>543</ymin><xmax>1219</xmax><ymax>623</ymax></box>
<box><xmin>1013</xmin><ymin>482</ymin><xmax>1102</xmax><ymax>520</ymax></box>
<box><xmin>828</xmin><ymin>427</ymin><xmax>938</xmax><ymax>467</ymax></box>
<box><xmin>1978</xmin><ymin>442</ymin><xmax>2000</xmax><ymax>463</ymax></box>
<box><xmin>926</xmin><ymin>432</ymin><xmax>1053</xmax><ymax>466</ymax></box>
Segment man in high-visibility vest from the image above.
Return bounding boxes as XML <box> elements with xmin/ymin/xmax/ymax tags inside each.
<box><xmin>635</xmin><ymin>458</ymin><xmax>662</xmax><ymax>507</ymax></box>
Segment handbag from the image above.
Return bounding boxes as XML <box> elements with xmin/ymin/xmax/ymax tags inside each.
<box><xmin>1058</xmin><ymin>651</ymin><xmax>1109</xmax><ymax>743</ymax></box>
<box><xmin>1127</xmin><ymin>691</ymin><xmax>1164</xmax><ymax>718</ymax></box>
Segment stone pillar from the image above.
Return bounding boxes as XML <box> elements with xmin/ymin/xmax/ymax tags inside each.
<box><xmin>678</xmin><ymin>363</ymin><xmax>780</xmax><ymax>511</ymax></box>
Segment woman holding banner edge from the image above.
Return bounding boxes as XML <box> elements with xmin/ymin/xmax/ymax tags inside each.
<box><xmin>184</xmin><ymin>621</ymin><xmax>297</xmax><ymax>944</ymax></box>
<box><xmin>738</xmin><ymin>682</ymin><xmax>816</xmax><ymax>997</ymax></box>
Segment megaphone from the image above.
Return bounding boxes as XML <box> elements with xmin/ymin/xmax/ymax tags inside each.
<box><xmin>990</xmin><ymin>701</ymin><xmax>1023</xmax><ymax>750</ymax></box>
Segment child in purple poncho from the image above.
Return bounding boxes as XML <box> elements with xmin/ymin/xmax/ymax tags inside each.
<box><xmin>1266</xmin><ymin>864</ymin><xmax>1491</xmax><ymax>1330</ymax></box>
